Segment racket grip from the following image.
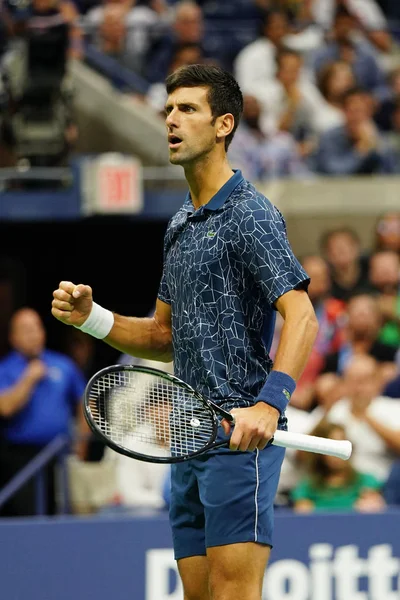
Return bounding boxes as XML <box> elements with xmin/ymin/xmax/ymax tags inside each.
<box><xmin>272</xmin><ymin>430</ymin><xmax>352</xmax><ymax>460</ymax></box>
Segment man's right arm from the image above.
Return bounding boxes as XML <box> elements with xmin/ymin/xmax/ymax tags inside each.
<box><xmin>104</xmin><ymin>299</ymin><xmax>173</xmax><ymax>362</ymax></box>
<box><xmin>52</xmin><ymin>282</ymin><xmax>173</xmax><ymax>363</ymax></box>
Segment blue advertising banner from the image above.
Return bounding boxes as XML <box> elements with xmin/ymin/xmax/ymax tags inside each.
<box><xmin>0</xmin><ymin>510</ymin><xmax>399</xmax><ymax>600</ymax></box>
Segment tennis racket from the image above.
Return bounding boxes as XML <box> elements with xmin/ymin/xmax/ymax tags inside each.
<box><xmin>84</xmin><ymin>365</ymin><xmax>352</xmax><ymax>464</ymax></box>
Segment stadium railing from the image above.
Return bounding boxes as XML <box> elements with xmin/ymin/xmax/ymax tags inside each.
<box><xmin>0</xmin><ymin>434</ymin><xmax>71</xmax><ymax>516</ymax></box>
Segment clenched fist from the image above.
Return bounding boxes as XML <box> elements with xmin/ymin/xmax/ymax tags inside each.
<box><xmin>51</xmin><ymin>281</ymin><xmax>93</xmax><ymax>327</ymax></box>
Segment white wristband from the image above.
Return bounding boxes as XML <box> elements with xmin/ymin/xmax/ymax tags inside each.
<box><xmin>75</xmin><ymin>302</ymin><xmax>114</xmax><ymax>339</ymax></box>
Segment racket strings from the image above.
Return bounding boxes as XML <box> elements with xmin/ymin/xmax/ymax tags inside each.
<box><xmin>88</xmin><ymin>370</ymin><xmax>216</xmax><ymax>458</ymax></box>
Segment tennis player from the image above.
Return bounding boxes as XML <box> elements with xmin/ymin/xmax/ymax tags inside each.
<box><xmin>52</xmin><ymin>65</ymin><xmax>318</xmax><ymax>600</ymax></box>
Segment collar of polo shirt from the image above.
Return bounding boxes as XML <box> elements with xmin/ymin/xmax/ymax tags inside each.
<box><xmin>184</xmin><ymin>170</ymin><xmax>244</xmax><ymax>220</ymax></box>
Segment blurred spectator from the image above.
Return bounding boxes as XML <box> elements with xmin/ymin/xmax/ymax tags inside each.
<box><xmin>273</xmin><ymin>0</ymin><xmax>324</xmax><ymax>57</ymax></box>
<box><xmin>373</xmin><ymin>211</ymin><xmax>400</xmax><ymax>255</ymax></box>
<box><xmin>102</xmin><ymin>349</ymin><xmax>173</xmax><ymax>509</ymax></box>
<box><xmin>95</xmin><ymin>4</ymin><xmax>142</xmax><ymax>73</ymax></box>
<box><xmin>145</xmin><ymin>0</ymin><xmax>207</xmax><ymax>83</ymax></box>
<box><xmin>288</xmin><ymin>255</ymin><xmax>346</xmax><ymax>410</ymax></box>
<box><xmin>315</xmin><ymin>59</ymin><xmax>355</xmax><ymax>131</ymax></box>
<box><xmin>84</xmin><ymin>0</ymin><xmax>165</xmax><ymax>77</ymax></box>
<box><xmin>227</xmin><ymin>93</ymin><xmax>308</xmax><ymax>182</ymax></box>
<box><xmin>383</xmin><ymin>460</ymin><xmax>400</xmax><ymax>506</ymax></box>
<box><xmin>310</xmin><ymin>372</ymin><xmax>346</xmax><ymax>414</ymax></box>
<box><xmin>385</xmin><ymin>99</ymin><xmax>400</xmax><ymax>167</ymax></box>
<box><xmin>233</xmin><ymin>8</ymin><xmax>291</xmax><ymax>91</ymax></box>
<box><xmin>312</xmin><ymin>0</ymin><xmax>392</xmax><ymax>57</ymax></box>
<box><xmin>107</xmin><ymin>396</ymin><xmax>171</xmax><ymax>509</ymax></box>
<box><xmin>323</xmin><ymin>294</ymin><xmax>398</xmax><ymax>375</ymax></box>
<box><xmin>320</xmin><ymin>227</ymin><xmax>372</xmax><ymax>301</ymax></box>
<box><xmin>374</xmin><ymin>66</ymin><xmax>400</xmax><ymax>131</ymax></box>
<box><xmin>369</xmin><ymin>250</ymin><xmax>400</xmax><ymax>348</ymax></box>
<box><xmin>313</xmin><ymin>87</ymin><xmax>397</xmax><ymax>176</ymax></box>
<box><xmin>384</xmin><ymin>371</ymin><xmax>400</xmax><ymax>398</ymax></box>
<box><xmin>276</xmin><ymin>402</ymin><xmax>324</xmax><ymax>506</ymax></box>
<box><xmin>325</xmin><ymin>354</ymin><xmax>400</xmax><ymax>482</ymax></box>
<box><xmin>249</xmin><ymin>48</ymin><xmax>334</xmax><ymax>158</ymax></box>
<box><xmin>311</xmin><ymin>6</ymin><xmax>389</xmax><ymax>97</ymax></box>
<box><xmin>291</xmin><ymin>419</ymin><xmax>385</xmax><ymax>512</ymax></box>
<box><xmin>0</xmin><ymin>308</ymin><xmax>88</xmax><ymax>516</ymax></box>
<box><xmin>146</xmin><ymin>41</ymin><xmax>205</xmax><ymax>113</ymax></box>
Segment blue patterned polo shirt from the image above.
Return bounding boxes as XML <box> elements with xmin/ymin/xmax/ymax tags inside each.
<box><xmin>158</xmin><ymin>170</ymin><xmax>309</xmax><ymax>408</ymax></box>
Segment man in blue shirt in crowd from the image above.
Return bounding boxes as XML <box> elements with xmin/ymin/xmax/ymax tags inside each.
<box><xmin>51</xmin><ymin>65</ymin><xmax>318</xmax><ymax>600</ymax></box>
<box><xmin>0</xmin><ymin>307</ymin><xmax>87</xmax><ymax>516</ymax></box>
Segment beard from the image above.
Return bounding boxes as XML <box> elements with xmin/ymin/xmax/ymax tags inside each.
<box><xmin>169</xmin><ymin>140</ymin><xmax>214</xmax><ymax>166</ymax></box>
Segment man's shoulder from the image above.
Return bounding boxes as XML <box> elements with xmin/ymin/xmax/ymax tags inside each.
<box><xmin>231</xmin><ymin>179</ymin><xmax>276</xmax><ymax>214</ymax></box>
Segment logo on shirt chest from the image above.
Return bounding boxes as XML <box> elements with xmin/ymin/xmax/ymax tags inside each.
<box><xmin>207</xmin><ymin>230</ymin><xmax>216</xmax><ymax>239</ymax></box>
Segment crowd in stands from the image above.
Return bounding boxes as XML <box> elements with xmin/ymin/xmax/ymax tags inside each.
<box><xmin>1</xmin><ymin>0</ymin><xmax>400</xmax><ymax>173</ymax></box>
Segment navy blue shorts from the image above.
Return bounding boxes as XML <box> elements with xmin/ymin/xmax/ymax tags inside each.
<box><xmin>169</xmin><ymin>428</ymin><xmax>285</xmax><ymax>560</ymax></box>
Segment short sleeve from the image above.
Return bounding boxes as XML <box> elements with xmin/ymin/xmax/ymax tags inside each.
<box><xmin>157</xmin><ymin>220</ymin><xmax>173</xmax><ymax>305</ymax></box>
<box><xmin>234</xmin><ymin>198</ymin><xmax>309</xmax><ymax>305</ymax></box>
<box><xmin>157</xmin><ymin>269</ymin><xmax>171</xmax><ymax>305</ymax></box>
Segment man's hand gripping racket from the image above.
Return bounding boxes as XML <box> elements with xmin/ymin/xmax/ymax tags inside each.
<box><xmin>84</xmin><ymin>365</ymin><xmax>352</xmax><ymax>464</ymax></box>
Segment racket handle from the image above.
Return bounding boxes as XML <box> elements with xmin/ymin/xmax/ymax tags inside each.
<box><xmin>272</xmin><ymin>430</ymin><xmax>352</xmax><ymax>460</ymax></box>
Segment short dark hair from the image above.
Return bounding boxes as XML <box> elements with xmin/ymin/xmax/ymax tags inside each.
<box><xmin>165</xmin><ymin>64</ymin><xmax>243</xmax><ymax>150</ymax></box>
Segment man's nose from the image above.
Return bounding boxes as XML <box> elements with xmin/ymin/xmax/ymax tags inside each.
<box><xmin>166</xmin><ymin>109</ymin><xmax>178</xmax><ymax>128</ymax></box>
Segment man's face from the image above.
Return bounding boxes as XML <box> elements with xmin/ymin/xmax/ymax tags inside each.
<box><xmin>165</xmin><ymin>86</ymin><xmax>221</xmax><ymax>166</ymax></box>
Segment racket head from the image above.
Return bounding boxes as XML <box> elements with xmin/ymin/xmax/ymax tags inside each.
<box><xmin>84</xmin><ymin>364</ymin><xmax>220</xmax><ymax>463</ymax></box>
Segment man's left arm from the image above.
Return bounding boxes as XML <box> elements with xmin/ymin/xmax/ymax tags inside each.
<box><xmin>273</xmin><ymin>289</ymin><xmax>319</xmax><ymax>381</ymax></box>
<box><xmin>227</xmin><ymin>289</ymin><xmax>318</xmax><ymax>451</ymax></box>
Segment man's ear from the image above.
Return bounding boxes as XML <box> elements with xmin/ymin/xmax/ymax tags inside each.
<box><xmin>215</xmin><ymin>113</ymin><xmax>235</xmax><ymax>143</ymax></box>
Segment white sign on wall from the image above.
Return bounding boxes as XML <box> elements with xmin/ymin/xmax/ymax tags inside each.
<box><xmin>82</xmin><ymin>153</ymin><xmax>144</xmax><ymax>215</ymax></box>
